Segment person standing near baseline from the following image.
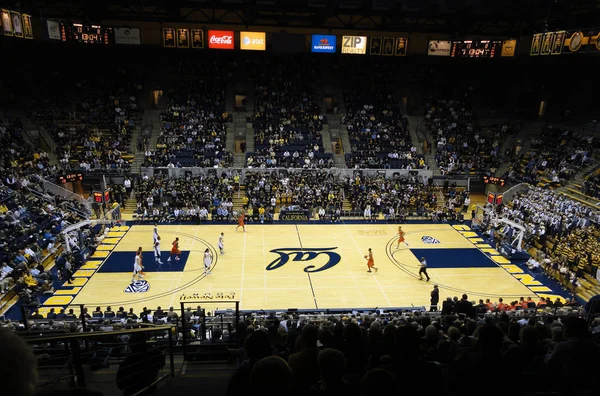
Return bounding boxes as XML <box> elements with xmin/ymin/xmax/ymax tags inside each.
<box><xmin>203</xmin><ymin>248</ymin><xmax>213</xmax><ymax>275</ymax></box>
<box><xmin>430</xmin><ymin>284</ymin><xmax>439</xmax><ymax>311</ymax></box>
<box><xmin>419</xmin><ymin>256</ymin><xmax>430</xmax><ymax>281</ymax></box>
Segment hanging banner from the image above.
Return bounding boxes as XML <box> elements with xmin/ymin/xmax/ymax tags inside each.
<box><xmin>10</xmin><ymin>11</ymin><xmax>22</xmax><ymax>37</ymax></box>
<box><xmin>177</xmin><ymin>28</ymin><xmax>190</xmax><ymax>48</ymax></box>
<box><xmin>191</xmin><ymin>29</ymin><xmax>204</xmax><ymax>48</ymax></box>
<box><xmin>163</xmin><ymin>28</ymin><xmax>175</xmax><ymax>48</ymax></box>
<box><xmin>22</xmin><ymin>13</ymin><xmax>33</xmax><ymax>39</ymax></box>
<box><xmin>382</xmin><ymin>37</ymin><xmax>394</xmax><ymax>55</ymax></box>
<box><xmin>369</xmin><ymin>37</ymin><xmax>382</xmax><ymax>55</ymax></box>
<box><xmin>395</xmin><ymin>38</ymin><xmax>408</xmax><ymax>56</ymax></box>
<box><xmin>551</xmin><ymin>31</ymin><xmax>565</xmax><ymax>54</ymax></box>
<box><xmin>530</xmin><ymin>33</ymin><xmax>542</xmax><ymax>55</ymax></box>
<box><xmin>1</xmin><ymin>9</ymin><xmax>12</xmax><ymax>36</ymax></box>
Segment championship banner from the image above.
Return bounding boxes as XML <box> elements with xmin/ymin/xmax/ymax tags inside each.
<box><xmin>427</xmin><ymin>40</ymin><xmax>451</xmax><ymax>56</ymax></box>
<box><xmin>10</xmin><ymin>11</ymin><xmax>22</xmax><ymax>37</ymax></box>
<box><xmin>395</xmin><ymin>38</ymin><xmax>407</xmax><ymax>56</ymax></box>
<box><xmin>501</xmin><ymin>39</ymin><xmax>516</xmax><ymax>57</ymax></box>
<box><xmin>177</xmin><ymin>28</ymin><xmax>190</xmax><ymax>48</ymax></box>
<box><xmin>240</xmin><ymin>31</ymin><xmax>266</xmax><ymax>51</ymax></box>
<box><xmin>47</xmin><ymin>20</ymin><xmax>61</xmax><ymax>40</ymax></box>
<box><xmin>1</xmin><ymin>9</ymin><xmax>12</xmax><ymax>36</ymax></box>
<box><xmin>552</xmin><ymin>31</ymin><xmax>565</xmax><ymax>54</ymax></box>
<box><xmin>530</xmin><ymin>33</ymin><xmax>542</xmax><ymax>55</ymax></box>
<box><xmin>191</xmin><ymin>29</ymin><xmax>204</xmax><ymax>48</ymax></box>
<box><xmin>382</xmin><ymin>37</ymin><xmax>394</xmax><ymax>55</ymax></box>
<box><xmin>369</xmin><ymin>37</ymin><xmax>382</xmax><ymax>55</ymax></box>
<box><xmin>22</xmin><ymin>14</ymin><xmax>33</xmax><ymax>39</ymax></box>
<box><xmin>163</xmin><ymin>28</ymin><xmax>175</xmax><ymax>47</ymax></box>
<box><xmin>341</xmin><ymin>35</ymin><xmax>367</xmax><ymax>54</ymax></box>
<box><xmin>114</xmin><ymin>28</ymin><xmax>141</xmax><ymax>45</ymax></box>
<box><xmin>540</xmin><ymin>32</ymin><xmax>554</xmax><ymax>55</ymax></box>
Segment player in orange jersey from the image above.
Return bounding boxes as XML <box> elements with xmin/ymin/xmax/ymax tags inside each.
<box><xmin>365</xmin><ymin>248</ymin><xmax>378</xmax><ymax>273</ymax></box>
<box><xmin>396</xmin><ymin>226</ymin><xmax>409</xmax><ymax>249</ymax></box>
<box><xmin>168</xmin><ymin>237</ymin><xmax>181</xmax><ymax>262</ymax></box>
<box><xmin>236</xmin><ymin>212</ymin><xmax>246</xmax><ymax>232</ymax></box>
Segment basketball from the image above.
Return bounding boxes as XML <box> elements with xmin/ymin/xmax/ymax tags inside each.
<box><xmin>364</xmin><ymin>255</ymin><xmax>368</xmax><ymax>259</ymax></box>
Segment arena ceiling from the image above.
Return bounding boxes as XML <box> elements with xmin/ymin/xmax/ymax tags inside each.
<box><xmin>15</xmin><ymin>0</ymin><xmax>600</xmax><ymax>36</ymax></box>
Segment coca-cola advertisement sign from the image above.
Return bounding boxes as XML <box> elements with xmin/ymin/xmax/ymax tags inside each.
<box><xmin>208</xmin><ymin>30</ymin><xmax>235</xmax><ymax>49</ymax></box>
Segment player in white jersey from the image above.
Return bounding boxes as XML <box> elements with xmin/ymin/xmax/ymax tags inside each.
<box><xmin>153</xmin><ymin>224</ymin><xmax>159</xmax><ymax>242</ymax></box>
<box><xmin>203</xmin><ymin>248</ymin><xmax>213</xmax><ymax>275</ymax></box>
<box><xmin>132</xmin><ymin>248</ymin><xmax>144</xmax><ymax>283</ymax></box>
<box><xmin>154</xmin><ymin>236</ymin><xmax>163</xmax><ymax>265</ymax></box>
<box><xmin>218</xmin><ymin>232</ymin><xmax>225</xmax><ymax>255</ymax></box>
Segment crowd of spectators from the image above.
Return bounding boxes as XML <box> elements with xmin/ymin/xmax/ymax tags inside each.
<box><xmin>581</xmin><ymin>172</ymin><xmax>600</xmax><ymax>199</ymax></box>
<box><xmin>0</xmin><ymin>121</ymin><xmax>93</xmax><ymax>307</ymax></box>
<box><xmin>35</xmin><ymin>68</ymin><xmax>141</xmax><ymax>173</ymax></box>
<box><xmin>343</xmin><ymin>173</ymin><xmax>437</xmax><ymax>220</ymax></box>
<box><xmin>339</xmin><ymin>62</ymin><xmax>414</xmax><ymax>169</ymax></box>
<box><xmin>6</xmin><ymin>298</ymin><xmax>598</xmax><ymax>396</ymax></box>
<box><xmin>489</xmin><ymin>187</ymin><xmax>600</xmax><ymax>294</ymax></box>
<box><xmin>243</xmin><ymin>170</ymin><xmax>341</xmax><ymax>221</ymax></box>
<box><xmin>146</xmin><ymin>75</ymin><xmax>233</xmax><ymax>168</ymax></box>
<box><xmin>248</xmin><ymin>57</ymin><xmax>330</xmax><ymax>169</ymax></box>
<box><xmin>131</xmin><ymin>171</ymin><xmax>239</xmax><ymax>222</ymax></box>
<box><xmin>424</xmin><ymin>98</ymin><xmax>505</xmax><ymax>175</ymax></box>
<box><xmin>508</xmin><ymin>124</ymin><xmax>596</xmax><ymax>186</ymax></box>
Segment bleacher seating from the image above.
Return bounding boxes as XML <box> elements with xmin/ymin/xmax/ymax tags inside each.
<box><xmin>340</xmin><ymin>62</ymin><xmax>415</xmax><ymax>169</ymax></box>
<box><xmin>246</xmin><ymin>57</ymin><xmax>332</xmax><ymax>169</ymax></box>
<box><xmin>147</xmin><ymin>74</ymin><xmax>233</xmax><ymax>168</ymax></box>
<box><xmin>34</xmin><ymin>70</ymin><xmax>140</xmax><ymax>173</ymax></box>
<box><xmin>509</xmin><ymin>124</ymin><xmax>596</xmax><ymax>186</ymax></box>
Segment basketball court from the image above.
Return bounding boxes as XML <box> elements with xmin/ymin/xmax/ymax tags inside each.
<box><xmin>39</xmin><ymin>223</ymin><xmax>564</xmax><ymax>315</ymax></box>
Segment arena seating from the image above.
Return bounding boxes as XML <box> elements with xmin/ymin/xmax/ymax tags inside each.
<box><xmin>247</xmin><ymin>57</ymin><xmax>332</xmax><ymax>169</ymax></box>
<box><xmin>243</xmin><ymin>170</ymin><xmax>341</xmax><ymax>220</ymax></box>
<box><xmin>147</xmin><ymin>74</ymin><xmax>233</xmax><ymax>168</ymax></box>
<box><xmin>340</xmin><ymin>62</ymin><xmax>416</xmax><ymax>169</ymax></box>
<box><xmin>498</xmin><ymin>187</ymin><xmax>600</xmax><ymax>301</ymax></box>
<box><xmin>35</xmin><ymin>70</ymin><xmax>140</xmax><ymax>173</ymax></box>
<box><xmin>509</xmin><ymin>124</ymin><xmax>596</xmax><ymax>187</ymax></box>
<box><xmin>131</xmin><ymin>171</ymin><xmax>238</xmax><ymax>222</ymax></box>
<box><xmin>0</xmin><ymin>117</ymin><xmax>91</xmax><ymax>313</ymax></box>
<box><xmin>425</xmin><ymin>98</ymin><xmax>504</xmax><ymax>175</ymax></box>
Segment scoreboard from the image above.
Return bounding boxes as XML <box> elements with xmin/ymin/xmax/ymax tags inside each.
<box><xmin>450</xmin><ymin>40</ymin><xmax>503</xmax><ymax>58</ymax></box>
<box><xmin>59</xmin><ymin>23</ymin><xmax>113</xmax><ymax>44</ymax></box>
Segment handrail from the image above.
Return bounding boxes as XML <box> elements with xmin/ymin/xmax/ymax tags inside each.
<box><xmin>23</xmin><ymin>325</ymin><xmax>174</xmax><ymax>343</ymax></box>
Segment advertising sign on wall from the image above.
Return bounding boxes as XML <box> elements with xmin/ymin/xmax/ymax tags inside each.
<box><xmin>208</xmin><ymin>30</ymin><xmax>234</xmax><ymax>49</ymax></box>
<box><xmin>240</xmin><ymin>31</ymin><xmax>266</xmax><ymax>50</ymax></box>
<box><xmin>311</xmin><ymin>34</ymin><xmax>336</xmax><ymax>53</ymax></box>
<box><xmin>341</xmin><ymin>35</ymin><xmax>367</xmax><ymax>54</ymax></box>
<box><xmin>427</xmin><ymin>40</ymin><xmax>451</xmax><ymax>56</ymax></box>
